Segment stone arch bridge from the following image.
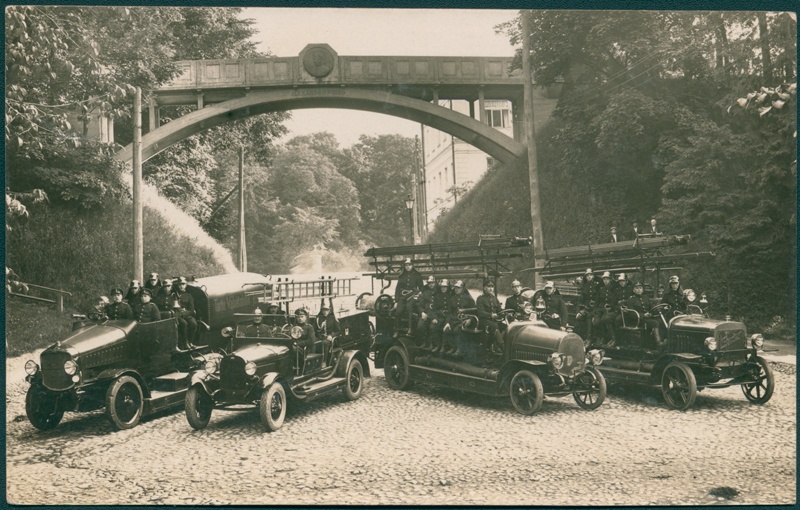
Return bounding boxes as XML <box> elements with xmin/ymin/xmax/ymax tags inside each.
<box><xmin>114</xmin><ymin>44</ymin><xmax>561</xmax><ymax>166</ymax></box>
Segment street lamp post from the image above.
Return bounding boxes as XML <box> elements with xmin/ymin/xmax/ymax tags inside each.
<box><xmin>404</xmin><ymin>194</ymin><xmax>415</xmax><ymax>245</ymax></box>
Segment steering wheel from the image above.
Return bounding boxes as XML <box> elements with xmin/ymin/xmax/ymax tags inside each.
<box><xmin>649</xmin><ymin>303</ymin><xmax>671</xmax><ymax>315</ymax></box>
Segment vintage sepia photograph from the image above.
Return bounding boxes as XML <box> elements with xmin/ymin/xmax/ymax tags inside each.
<box><xmin>5</xmin><ymin>5</ymin><xmax>797</xmax><ymax>506</ymax></box>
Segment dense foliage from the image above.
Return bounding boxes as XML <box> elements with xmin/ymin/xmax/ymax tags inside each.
<box><xmin>436</xmin><ymin>10</ymin><xmax>797</xmax><ymax>329</ymax></box>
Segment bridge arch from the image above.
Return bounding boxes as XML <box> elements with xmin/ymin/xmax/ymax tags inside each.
<box><xmin>114</xmin><ymin>87</ymin><xmax>527</xmax><ymax>165</ymax></box>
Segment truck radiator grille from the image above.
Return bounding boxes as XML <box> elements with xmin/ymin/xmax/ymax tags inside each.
<box><xmin>220</xmin><ymin>356</ymin><xmax>248</xmax><ymax>392</ymax></box>
<box><xmin>40</xmin><ymin>351</ymin><xmax>74</xmax><ymax>391</ymax></box>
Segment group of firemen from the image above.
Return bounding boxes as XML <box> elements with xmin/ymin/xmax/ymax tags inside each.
<box><xmin>391</xmin><ymin>258</ymin><xmax>705</xmax><ymax>353</ymax></box>
<box><xmin>236</xmin><ymin>303</ymin><xmax>341</xmax><ymax>354</ymax></box>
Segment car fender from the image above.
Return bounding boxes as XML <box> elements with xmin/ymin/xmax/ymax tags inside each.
<box><xmin>189</xmin><ymin>371</ymin><xmax>219</xmax><ymax>395</ymax></box>
<box><xmin>497</xmin><ymin>359</ymin><xmax>549</xmax><ymax>388</ymax></box>
<box><xmin>259</xmin><ymin>372</ymin><xmax>281</xmax><ymax>390</ymax></box>
<box><xmin>96</xmin><ymin>368</ymin><xmax>149</xmax><ymax>398</ymax></box>
<box><xmin>334</xmin><ymin>350</ymin><xmax>371</xmax><ymax>379</ymax></box>
<box><xmin>651</xmin><ymin>353</ymin><xmax>703</xmax><ymax>379</ymax></box>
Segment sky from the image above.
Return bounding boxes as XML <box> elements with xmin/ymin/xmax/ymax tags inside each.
<box><xmin>243</xmin><ymin>8</ymin><xmax>519</xmax><ymax>147</ymax></box>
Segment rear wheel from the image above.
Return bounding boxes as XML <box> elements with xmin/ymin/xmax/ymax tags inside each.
<box><xmin>661</xmin><ymin>361</ymin><xmax>697</xmax><ymax>411</ymax></box>
<box><xmin>343</xmin><ymin>359</ymin><xmax>364</xmax><ymax>401</ymax></box>
<box><xmin>259</xmin><ymin>383</ymin><xmax>286</xmax><ymax>432</ymax></box>
<box><xmin>106</xmin><ymin>375</ymin><xmax>144</xmax><ymax>429</ymax></box>
<box><xmin>741</xmin><ymin>356</ymin><xmax>775</xmax><ymax>404</ymax></box>
<box><xmin>25</xmin><ymin>384</ymin><xmax>64</xmax><ymax>431</ymax></box>
<box><xmin>185</xmin><ymin>385</ymin><xmax>214</xmax><ymax>430</ymax></box>
<box><xmin>509</xmin><ymin>370</ymin><xmax>543</xmax><ymax>415</ymax></box>
<box><xmin>384</xmin><ymin>346</ymin><xmax>411</xmax><ymax>390</ymax></box>
<box><xmin>572</xmin><ymin>367</ymin><xmax>607</xmax><ymax>410</ymax></box>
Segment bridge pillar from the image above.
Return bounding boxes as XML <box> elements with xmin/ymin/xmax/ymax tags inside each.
<box><xmin>148</xmin><ymin>97</ymin><xmax>160</xmax><ymax>132</ymax></box>
<box><xmin>196</xmin><ymin>92</ymin><xmax>204</xmax><ymax>110</ymax></box>
<box><xmin>478</xmin><ymin>87</ymin><xmax>486</xmax><ymax>123</ymax></box>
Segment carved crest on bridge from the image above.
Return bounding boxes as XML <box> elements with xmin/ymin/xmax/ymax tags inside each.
<box><xmin>299</xmin><ymin>44</ymin><xmax>338</xmax><ymax>80</ymax></box>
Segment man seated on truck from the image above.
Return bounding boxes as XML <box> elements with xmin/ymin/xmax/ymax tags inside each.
<box><xmin>592</xmin><ymin>272</ymin><xmax>619</xmax><ymax>347</ymax></box>
<box><xmin>415</xmin><ymin>275</ymin><xmax>438</xmax><ymax>347</ymax></box>
<box><xmin>428</xmin><ymin>279</ymin><xmax>452</xmax><ymax>353</ymax></box>
<box><xmin>540</xmin><ymin>281</ymin><xmax>568</xmax><ymax>331</ymax></box>
<box><xmin>394</xmin><ymin>258</ymin><xmax>425</xmax><ymax>334</ymax></box>
<box><xmin>444</xmin><ymin>280</ymin><xmax>476</xmax><ymax>356</ymax></box>
<box><xmin>87</xmin><ymin>295</ymin><xmax>110</xmax><ymax>322</ymax></box>
<box><xmin>619</xmin><ymin>282</ymin><xmax>663</xmax><ymax>346</ymax></box>
<box><xmin>173</xmin><ymin>276</ymin><xmax>198</xmax><ymax>350</ymax></box>
<box><xmin>242</xmin><ymin>308</ymin><xmax>272</xmax><ymax>338</ymax></box>
<box><xmin>314</xmin><ymin>305</ymin><xmax>340</xmax><ymax>339</ymax></box>
<box><xmin>504</xmin><ymin>280</ymin><xmax>528</xmax><ymax>321</ymax></box>
<box><xmin>134</xmin><ymin>288</ymin><xmax>161</xmax><ymax>323</ymax></box>
<box><xmin>264</xmin><ymin>302</ymin><xmax>287</xmax><ymax>328</ymax></box>
<box><xmin>106</xmin><ymin>288</ymin><xmax>133</xmax><ymax>320</ymax></box>
<box><xmin>154</xmin><ymin>278</ymin><xmax>175</xmax><ymax>316</ymax></box>
<box><xmin>476</xmin><ymin>279</ymin><xmax>506</xmax><ymax>354</ymax></box>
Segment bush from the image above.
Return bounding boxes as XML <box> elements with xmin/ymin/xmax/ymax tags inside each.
<box><xmin>5</xmin><ymin>301</ymin><xmax>76</xmax><ymax>357</ymax></box>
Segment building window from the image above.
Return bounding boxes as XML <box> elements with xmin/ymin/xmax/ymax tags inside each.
<box><xmin>487</xmin><ymin>108</ymin><xmax>509</xmax><ymax>128</ymax></box>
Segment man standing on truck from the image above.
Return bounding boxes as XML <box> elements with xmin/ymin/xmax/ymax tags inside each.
<box><xmin>173</xmin><ymin>276</ymin><xmax>198</xmax><ymax>350</ymax></box>
<box><xmin>476</xmin><ymin>279</ymin><xmax>505</xmax><ymax>354</ymax></box>
<box><xmin>394</xmin><ymin>258</ymin><xmax>424</xmax><ymax>335</ymax></box>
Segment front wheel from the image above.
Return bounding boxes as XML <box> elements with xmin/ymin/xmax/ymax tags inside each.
<box><xmin>259</xmin><ymin>383</ymin><xmax>287</xmax><ymax>432</ymax></box>
<box><xmin>572</xmin><ymin>367</ymin><xmax>607</xmax><ymax>410</ymax></box>
<box><xmin>661</xmin><ymin>361</ymin><xmax>697</xmax><ymax>411</ymax></box>
<box><xmin>185</xmin><ymin>385</ymin><xmax>214</xmax><ymax>430</ymax></box>
<box><xmin>383</xmin><ymin>346</ymin><xmax>411</xmax><ymax>390</ymax></box>
<box><xmin>343</xmin><ymin>359</ymin><xmax>364</xmax><ymax>401</ymax></box>
<box><xmin>509</xmin><ymin>370</ymin><xmax>543</xmax><ymax>415</ymax></box>
<box><xmin>25</xmin><ymin>384</ymin><xmax>64</xmax><ymax>431</ymax></box>
<box><xmin>106</xmin><ymin>375</ymin><xmax>144</xmax><ymax>429</ymax></box>
<box><xmin>741</xmin><ymin>355</ymin><xmax>775</xmax><ymax>404</ymax></box>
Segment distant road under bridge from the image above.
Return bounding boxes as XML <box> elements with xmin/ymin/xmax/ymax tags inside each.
<box><xmin>114</xmin><ymin>44</ymin><xmax>560</xmax><ymax>166</ymax></box>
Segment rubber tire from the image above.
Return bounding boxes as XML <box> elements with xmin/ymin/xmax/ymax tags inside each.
<box><xmin>185</xmin><ymin>385</ymin><xmax>214</xmax><ymax>430</ymax></box>
<box><xmin>106</xmin><ymin>375</ymin><xmax>144</xmax><ymax>430</ymax></box>
<box><xmin>259</xmin><ymin>383</ymin><xmax>287</xmax><ymax>432</ymax></box>
<box><xmin>384</xmin><ymin>346</ymin><xmax>411</xmax><ymax>390</ymax></box>
<box><xmin>25</xmin><ymin>384</ymin><xmax>64</xmax><ymax>431</ymax></box>
<box><xmin>343</xmin><ymin>359</ymin><xmax>364</xmax><ymax>401</ymax></box>
<box><xmin>741</xmin><ymin>355</ymin><xmax>775</xmax><ymax>404</ymax></box>
<box><xmin>661</xmin><ymin>361</ymin><xmax>697</xmax><ymax>411</ymax></box>
<box><xmin>572</xmin><ymin>367</ymin><xmax>607</xmax><ymax>410</ymax></box>
<box><xmin>509</xmin><ymin>370</ymin><xmax>544</xmax><ymax>415</ymax></box>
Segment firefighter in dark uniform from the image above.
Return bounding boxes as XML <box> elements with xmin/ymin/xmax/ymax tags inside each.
<box><xmin>445</xmin><ymin>280</ymin><xmax>475</xmax><ymax>356</ymax></box>
<box><xmin>593</xmin><ymin>272</ymin><xmax>619</xmax><ymax>347</ymax></box>
<box><xmin>415</xmin><ymin>275</ymin><xmax>438</xmax><ymax>347</ymax></box>
<box><xmin>576</xmin><ymin>268</ymin><xmax>601</xmax><ymax>341</ymax></box>
<box><xmin>173</xmin><ymin>276</ymin><xmax>198</xmax><ymax>350</ymax></box>
<box><xmin>106</xmin><ymin>288</ymin><xmax>133</xmax><ymax>320</ymax></box>
<box><xmin>541</xmin><ymin>281</ymin><xmax>568</xmax><ymax>330</ymax></box>
<box><xmin>134</xmin><ymin>288</ymin><xmax>161</xmax><ymax>323</ymax></box>
<box><xmin>243</xmin><ymin>308</ymin><xmax>272</xmax><ymax>338</ymax></box>
<box><xmin>620</xmin><ymin>281</ymin><xmax>663</xmax><ymax>346</ymax></box>
<box><xmin>476</xmin><ymin>279</ymin><xmax>505</xmax><ymax>354</ymax></box>
<box><xmin>427</xmin><ymin>279</ymin><xmax>451</xmax><ymax>353</ymax></box>
<box><xmin>264</xmin><ymin>302</ymin><xmax>287</xmax><ymax>328</ymax></box>
<box><xmin>504</xmin><ymin>280</ymin><xmax>528</xmax><ymax>320</ymax></box>
<box><xmin>154</xmin><ymin>278</ymin><xmax>175</xmax><ymax>315</ymax></box>
<box><xmin>125</xmin><ymin>280</ymin><xmax>144</xmax><ymax>308</ymax></box>
<box><xmin>143</xmin><ymin>272</ymin><xmax>162</xmax><ymax>295</ymax></box>
<box><xmin>615</xmin><ymin>273</ymin><xmax>635</xmax><ymax>302</ymax></box>
<box><xmin>661</xmin><ymin>275</ymin><xmax>686</xmax><ymax>313</ymax></box>
<box><xmin>314</xmin><ymin>306</ymin><xmax>340</xmax><ymax>338</ymax></box>
<box><xmin>394</xmin><ymin>258</ymin><xmax>425</xmax><ymax>334</ymax></box>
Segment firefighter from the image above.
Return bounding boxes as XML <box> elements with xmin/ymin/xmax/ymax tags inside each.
<box><xmin>576</xmin><ymin>268</ymin><xmax>600</xmax><ymax>342</ymax></box>
<box><xmin>264</xmin><ymin>302</ymin><xmax>287</xmax><ymax>328</ymax></box>
<box><xmin>428</xmin><ymin>279</ymin><xmax>451</xmax><ymax>353</ymax></box>
<box><xmin>293</xmin><ymin>308</ymin><xmax>318</xmax><ymax>374</ymax></box>
<box><xmin>243</xmin><ymin>308</ymin><xmax>272</xmax><ymax>338</ymax></box>
<box><xmin>661</xmin><ymin>275</ymin><xmax>686</xmax><ymax>313</ymax></box>
<box><xmin>173</xmin><ymin>276</ymin><xmax>198</xmax><ymax>350</ymax></box>
<box><xmin>143</xmin><ymin>272</ymin><xmax>162</xmax><ymax>295</ymax></box>
<box><xmin>134</xmin><ymin>288</ymin><xmax>161</xmax><ymax>323</ymax></box>
<box><xmin>154</xmin><ymin>279</ymin><xmax>174</xmax><ymax>315</ymax></box>
<box><xmin>106</xmin><ymin>288</ymin><xmax>133</xmax><ymax>320</ymax></box>
<box><xmin>394</xmin><ymin>258</ymin><xmax>424</xmax><ymax>334</ymax></box>
<box><xmin>621</xmin><ymin>281</ymin><xmax>662</xmax><ymax>346</ymax></box>
<box><xmin>445</xmin><ymin>280</ymin><xmax>475</xmax><ymax>356</ymax></box>
<box><xmin>593</xmin><ymin>271</ymin><xmax>619</xmax><ymax>347</ymax></box>
<box><xmin>476</xmin><ymin>279</ymin><xmax>505</xmax><ymax>354</ymax></box>
<box><xmin>314</xmin><ymin>305</ymin><xmax>340</xmax><ymax>338</ymax></box>
<box><xmin>615</xmin><ymin>273</ymin><xmax>635</xmax><ymax>302</ymax></box>
<box><xmin>539</xmin><ymin>281</ymin><xmax>568</xmax><ymax>330</ymax></box>
<box><xmin>124</xmin><ymin>280</ymin><xmax>143</xmax><ymax>308</ymax></box>
<box><xmin>504</xmin><ymin>280</ymin><xmax>527</xmax><ymax>318</ymax></box>
<box><xmin>415</xmin><ymin>275</ymin><xmax>438</xmax><ymax>347</ymax></box>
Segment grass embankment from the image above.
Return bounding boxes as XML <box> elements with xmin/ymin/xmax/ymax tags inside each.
<box><xmin>6</xmin><ymin>201</ymin><xmax>229</xmax><ymax>356</ymax></box>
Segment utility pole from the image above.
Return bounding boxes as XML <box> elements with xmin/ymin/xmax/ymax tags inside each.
<box><xmin>132</xmin><ymin>87</ymin><xmax>143</xmax><ymax>283</ymax></box>
<box><xmin>521</xmin><ymin>10</ymin><xmax>545</xmax><ymax>288</ymax></box>
<box><xmin>237</xmin><ymin>146</ymin><xmax>247</xmax><ymax>272</ymax></box>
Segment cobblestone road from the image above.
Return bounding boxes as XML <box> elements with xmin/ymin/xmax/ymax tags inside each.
<box><xmin>5</xmin><ymin>355</ymin><xmax>796</xmax><ymax>506</ymax></box>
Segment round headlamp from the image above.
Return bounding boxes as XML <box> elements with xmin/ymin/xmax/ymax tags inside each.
<box><xmin>290</xmin><ymin>326</ymin><xmax>303</xmax><ymax>340</ymax></box>
<box><xmin>64</xmin><ymin>359</ymin><xmax>78</xmax><ymax>375</ymax></box>
<box><xmin>750</xmin><ymin>334</ymin><xmax>764</xmax><ymax>350</ymax></box>
<box><xmin>549</xmin><ymin>352</ymin><xmax>564</xmax><ymax>369</ymax></box>
<box><xmin>24</xmin><ymin>360</ymin><xmax>39</xmax><ymax>376</ymax></box>
<box><xmin>244</xmin><ymin>361</ymin><xmax>257</xmax><ymax>376</ymax></box>
<box><xmin>204</xmin><ymin>359</ymin><xmax>218</xmax><ymax>374</ymax></box>
<box><xmin>221</xmin><ymin>326</ymin><xmax>233</xmax><ymax>338</ymax></box>
<box><xmin>704</xmin><ymin>337</ymin><xmax>717</xmax><ymax>351</ymax></box>
<box><xmin>590</xmin><ymin>350</ymin><xmax>603</xmax><ymax>365</ymax></box>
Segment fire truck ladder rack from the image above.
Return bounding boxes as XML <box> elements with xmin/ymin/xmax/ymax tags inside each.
<box><xmin>364</xmin><ymin>235</ymin><xmax>533</xmax><ymax>283</ymax></box>
<box><xmin>532</xmin><ymin>234</ymin><xmax>714</xmax><ymax>280</ymax></box>
<box><xmin>243</xmin><ymin>276</ymin><xmax>358</xmax><ymax>305</ymax></box>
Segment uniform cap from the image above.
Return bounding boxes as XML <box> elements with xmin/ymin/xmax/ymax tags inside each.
<box><xmin>426</xmin><ymin>275</ymin><xmax>436</xmax><ymax>283</ymax></box>
<box><xmin>148</xmin><ymin>272</ymin><xmax>158</xmax><ymax>279</ymax></box>
<box><xmin>611</xmin><ymin>226</ymin><xmax>617</xmax><ymax>231</ymax></box>
<box><xmin>110</xmin><ymin>287</ymin><xmax>124</xmax><ymax>295</ymax></box>
<box><xmin>584</xmin><ymin>268</ymin><xmax>594</xmax><ymax>275</ymax></box>
<box><xmin>439</xmin><ymin>279</ymin><xmax>449</xmax><ymax>287</ymax></box>
<box><xmin>141</xmin><ymin>288</ymin><xmax>153</xmax><ymax>297</ymax></box>
<box><xmin>320</xmin><ymin>305</ymin><xmax>330</xmax><ymax>311</ymax></box>
<box><xmin>617</xmin><ymin>273</ymin><xmax>627</xmax><ymax>281</ymax></box>
<box><xmin>601</xmin><ymin>271</ymin><xmax>612</xmax><ymax>279</ymax></box>
<box><xmin>633</xmin><ymin>282</ymin><xmax>644</xmax><ymax>287</ymax></box>
<box><xmin>403</xmin><ymin>258</ymin><xmax>413</xmax><ymax>265</ymax></box>
<box><xmin>294</xmin><ymin>308</ymin><xmax>309</xmax><ymax>316</ymax></box>
<box><xmin>669</xmin><ymin>275</ymin><xmax>680</xmax><ymax>283</ymax></box>
<box><xmin>130</xmin><ymin>280</ymin><xmax>141</xmax><ymax>287</ymax></box>
<box><xmin>483</xmin><ymin>279</ymin><xmax>495</xmax><ymax>287</ymax></box>
<box><xmin>266</xmin><ymin>302</ymin><xmax>278</xmax><ymax>309</ymax></box>
<box><xmin>544</xmin><ymin>281</ymin><xmax>555</xmax><ymax>289</ymax></box>
<box><xmin>453</xmin><ymin>280</ymin><xmax>464</xmax><ymax>288</ymax></box>
<box><xmin>162</xmin><ymin>278</ymin><xmax>173</xmax><ymax>286</ymax></box>
<box><xmin>176</xmin><ymin>276</ymin><xmax>188</xmax><ymax>284</ymax></box>
<box><xmin>254</xmin><ymin>308</ymin><xmax>263</xmax><ymax>315</ymax></box>
<box><xmin>511</xmin><ymin>280</ymin><xmax>521</xmax><ymax>286</ymax></box>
